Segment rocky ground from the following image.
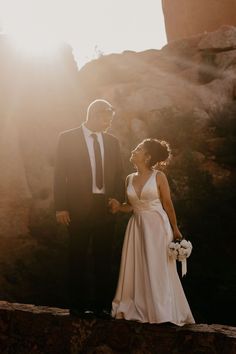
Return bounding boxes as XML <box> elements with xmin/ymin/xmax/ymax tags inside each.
<box><xmin>0</xmin><ymin>301</ymin><xmax>236</xmax><ymax>354</ymax></box>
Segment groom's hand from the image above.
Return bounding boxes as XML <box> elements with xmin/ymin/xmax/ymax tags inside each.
<box><xmin>108</xmin><ymin>198</ymin><xmax>121</xmax><ymax>214</ymax></box>
<box><xmin>56</xmin><ymin>210</ymin><xmax>71</xmax><ymax>225</ymax></box>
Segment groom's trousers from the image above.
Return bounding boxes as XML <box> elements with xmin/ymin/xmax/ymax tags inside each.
<box><xmin>68</xmin><ymin>194</ymin><xmax>116</xmax><ymax>312</ymax></box>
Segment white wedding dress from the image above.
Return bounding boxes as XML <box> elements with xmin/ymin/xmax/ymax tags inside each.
<box><xmin>112</xmin><ymin>170</ymin><xmax>195</xmax><ymax>326</ymax></box>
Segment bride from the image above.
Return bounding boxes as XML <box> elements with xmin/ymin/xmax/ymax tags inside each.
<box><xmin>109</xmin><ymin>138</ymin><xmax>195</xmax><ymax>326</ymax></box>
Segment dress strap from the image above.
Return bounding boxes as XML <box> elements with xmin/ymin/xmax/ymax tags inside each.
<box><xmin>152</xmin><ymin>169</ymin><xmax>162</xmax><ymax>180</ymax></box>
<box><xmin>126</xmin><ymin>173</ymin><xmax>134</xmax><ymax>188</ymax></box>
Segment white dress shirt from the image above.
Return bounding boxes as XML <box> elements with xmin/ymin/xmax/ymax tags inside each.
<box><xmin>82</xmin><ymin>124</ymin><xmax>105</xmax><ymax>194</ymax></box>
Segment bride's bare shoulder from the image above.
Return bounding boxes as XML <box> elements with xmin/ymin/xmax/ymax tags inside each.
<box><xmin>155</xmin><ymin>169</ymin><xmax>165</xmax><ymax>176</ymax></box>
<box><xmin>155</xmin><ymin>170</ymin><xmax>168</xmax><ymax>184</ymax></box>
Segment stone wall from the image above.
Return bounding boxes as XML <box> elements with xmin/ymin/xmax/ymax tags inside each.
<box><xmin>0</xmin><ymin>301</ymin><xmax>236</xmax><ymax>354</ymax></box>
<box><xmin>162</xmin><ymin>0</ymin><xmax>236</xmax><ymax>41</ymax></box>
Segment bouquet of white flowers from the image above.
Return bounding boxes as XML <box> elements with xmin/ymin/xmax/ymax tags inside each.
<box><xmin>168</xmin><ymin>239</ymin><xmax>193</xmax><ymax>277</ymax></box>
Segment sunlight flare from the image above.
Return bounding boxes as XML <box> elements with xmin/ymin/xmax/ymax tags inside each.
<box><xmin>0</xmin><ymin>0</ymin><xmax>167</xmax><ymax>65</ymax></box>
<box><xmin>0</xmin><ymin>0</ymin><xmax>70</xmax><ymax>56</ymax></box>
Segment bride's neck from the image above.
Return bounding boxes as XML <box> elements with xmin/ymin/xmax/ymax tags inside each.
<box><xmin>136</xmin><ymin>165</ymin><xmax>152</xmax><ymax>175</ymax></box>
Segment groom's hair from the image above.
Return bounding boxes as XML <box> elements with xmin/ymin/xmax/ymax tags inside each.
<box><xmin>86</xmin><ymin>99</ymin><xmax>114</xmax><ymax>121</ymax></box>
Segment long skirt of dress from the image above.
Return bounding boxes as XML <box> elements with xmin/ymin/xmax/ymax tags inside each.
<box><xmin>112</xmin><ymin>209</ymin><xmax>195</xmax><ymax>326</ymax></box>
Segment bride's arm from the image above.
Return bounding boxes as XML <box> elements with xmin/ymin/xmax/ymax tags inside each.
<box><xmin>157</xmin><ymin>172</ymin><xmax>183</xmax><ymax>240</ymax></box>
<box><xmin>110</xmin><ymin>200</ymin><xmax>133</xmax><ymax>213</ymax></box>
<box><xmin>109</xmin><ymin>175</ymin><xmax>133</xmax><ymax>213</ymax></box>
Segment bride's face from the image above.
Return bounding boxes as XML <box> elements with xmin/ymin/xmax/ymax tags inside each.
<box><xmin>130</xmin><ymin>143</ymin><xmax>148</xmax><ymax>165</ymax></box>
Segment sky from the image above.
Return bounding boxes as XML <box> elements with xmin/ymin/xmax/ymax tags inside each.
<box><xmin>0</xmin><ymin>0</ymin><xmax>167</xmax><ymax>68</ymax></box>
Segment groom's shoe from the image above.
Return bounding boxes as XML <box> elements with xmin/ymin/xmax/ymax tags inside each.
<box><xmin>69</xmin><ymin>308</ymin><xmax>83</xmax><ymax>317</ymax></box>
<box><xmin>95</xmin><ymin>309</ymin><xmax>111</xmax><ymax>320</ymax></box>
<box><xmin>83</xmin><ymin>310</ymin><xmax>96</xmax><ymax>319</ymax></box>
<box><xmin>69</xmin><ymin>308</ymin><xmax>95</xmax><ymax>319</ymax></box>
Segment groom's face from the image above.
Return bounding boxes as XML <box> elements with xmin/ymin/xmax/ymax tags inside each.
<box><xmin>98</xmin><ymin>110</ymin><xmax>114</xmax><ymax>131</ymax></box>
<box><xmin>91</xmin><ymin>107</ymin><xmax>115</xmax><ymax>132</ymax></box>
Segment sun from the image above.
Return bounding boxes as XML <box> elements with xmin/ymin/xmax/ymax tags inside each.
<box><xmin>0</xmin><ymin>0</ymin><xmax>69</xmax><ymax>57</ymax></box>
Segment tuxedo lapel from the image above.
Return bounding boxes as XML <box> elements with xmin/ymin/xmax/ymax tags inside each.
<box><xmin>75</xmin><ymin>126</ymin><xmax>92</xmax><ymax>187</ymax></box>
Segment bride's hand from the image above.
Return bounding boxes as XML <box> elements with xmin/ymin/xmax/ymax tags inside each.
<box><xmin>108</xmin><ymin>198</ymin><xmax>121</xmax><ymax>214</ymax></box>
<box><xmin>173</xmin><ymin>227</ymin><xmax>183</xmax><ymax>241</ymax></box>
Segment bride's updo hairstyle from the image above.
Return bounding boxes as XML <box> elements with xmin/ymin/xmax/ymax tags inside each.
<box><xmin>143</xmin><ymin>138</ymin><xmax>171</xmax><ymax>167</ymax></box>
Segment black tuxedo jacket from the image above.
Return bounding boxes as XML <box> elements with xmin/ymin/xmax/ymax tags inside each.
<box><xmin>54</xmin><ymin>126</ymin><xmax>124</xmax><ymax>221</ymax></box>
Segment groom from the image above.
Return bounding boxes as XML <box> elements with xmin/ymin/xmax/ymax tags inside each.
<box><xmin>54</xmin><ymin>99</ymin><xmax>124</xmax><ymax>318</ymax></box>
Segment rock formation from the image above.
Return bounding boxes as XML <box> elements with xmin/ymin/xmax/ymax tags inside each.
<box><xmin>76</xmin><ymin>26</ymin><xmax>236</xmax><ymax>183</ymax></box>
<box><xmin>162</xmin><ymin>0</ymin><xmax>236</xmax><ymax>41</ymax></box>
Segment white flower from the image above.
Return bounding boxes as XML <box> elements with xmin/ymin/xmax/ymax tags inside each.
<box><xmin>174</xmin><ymin>243</ymin><xmax>181</xmax><ymax>250</ymax></box>
<box><xmin>168</xmin><ymin>246</ymin><xmax>178</xmax><ymax>259</ymax></box>
<box><xmin>188</xmin><ymin>241</ymin><xmax>193</xmax><ymax>249</ymax></box>
<box><xmin>178</xmin><ymin>248</ymin><xmax>186</xmax><ymax>256</ymax></box>
<box><xmin>180</xmin><ymin>239</ymin><xmax>189</xmax><ymax>248</ymax></box>
<box><xmin>185</xmin><ymin>248</ymin><xmax>192</xmax><ymax>257</ymax></box>
<box><xmin>173</xmin><ymin>250</ymin><xmax>178</xmax><ymax>258</ymax></box>
<box><xmin>169</xmin><ymin>242</ymin><xmax>176</xmax><ymax>250</ymax></box>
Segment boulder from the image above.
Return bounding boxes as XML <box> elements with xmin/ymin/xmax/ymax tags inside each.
<box><xmin>198</xmin><ymin>26</ymin><xmax>236</xmax><ymax>51</ymax></box>
<box><xmin>162</xmin><ymin>0</ymin><xmax>236</xmax><ymax>42</ymax></box>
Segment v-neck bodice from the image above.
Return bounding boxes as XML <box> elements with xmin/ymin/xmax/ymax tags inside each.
<box><xmin>127</xmin><ymin>170</ymin><xmax>162</xmax><ymax>212</ymax></box>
